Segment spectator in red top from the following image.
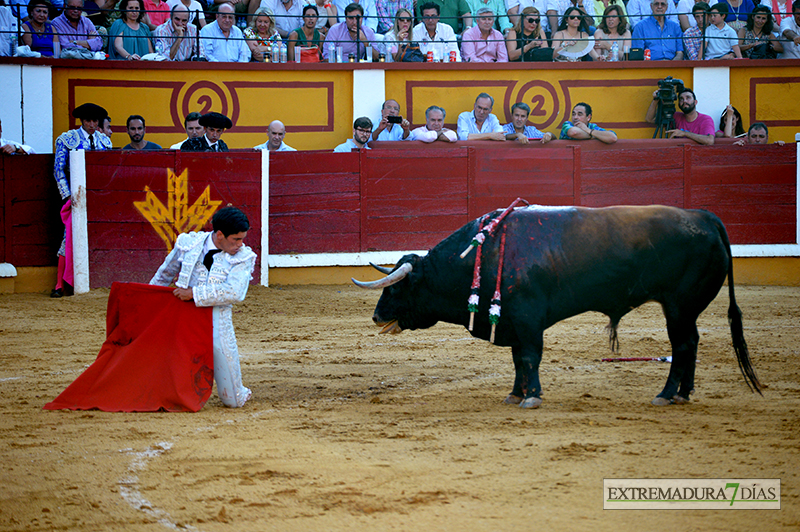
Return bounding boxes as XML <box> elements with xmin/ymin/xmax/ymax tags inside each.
<box><xmin>144</xmin><ymin>0</ymin><xmax>171</xmax><ymax>29</ymax></box>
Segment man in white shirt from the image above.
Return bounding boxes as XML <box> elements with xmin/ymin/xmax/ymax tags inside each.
<box><xmin>0</xmin><ymin>119</ymin><xmax>35</xmax><ymax>154</ymax></box>
<box><xmin>254</xmin><ymin>120</ymin><xmax>297</xmax><ymax>151</ymax></box>
<box><xmin>457</xmin><ymin>93</ymin><xmax>505</xmax><ymax>141</ymax></box>
<box><xmin>626</xmin><ymin>0</ymin><xmax>679</xmax><ymax>28</ymax></box>
<box><xmin>372</xmin><ymin>100</ymin><xmax>411</xmax><ymax>141</ymax></box>
<box><xmin>780</xmin><ymin>0</ymin><xmax>800</xmax><ymax>59</ymax></box>
<box><xmin>409</xmin><ymin>106</ymin><xmax>458</xmax><ymax>142</ymax></box>
<box><xmin>263</xmin><ymin>0</ymin><xmax>304</xmax><ymax>37</ymax></box>
<box><xmin>412</xmin><ymin>3</ymin><xmax>462</xmax><ymax>61</ymax></box>
<box><xmin>334</xmin><ymin>117</ymin><xmax>373</xmax><ymax>152</ymax></box>
<box><xmin>547</xmin><ymin>0</ymin><xmax>596</xmax><ymax>34</ymax></box>
<box><xmin>200</xmin><ymin>2</ymin><xmax>250</xmax><ymax>62</ymax></box>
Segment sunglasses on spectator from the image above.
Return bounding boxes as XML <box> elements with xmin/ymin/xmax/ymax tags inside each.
<box><xmin>568</xmin><ymin>14</ymin><xmax>582</xmax><ymax>19</ymax></box>
<box><xmin>526</xmin><ymin>17</ymin><xmax>540</xmax><ymax>23</ymax></box>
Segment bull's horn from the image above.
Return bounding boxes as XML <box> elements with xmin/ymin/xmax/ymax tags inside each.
<box><xmin>352</xmin><ymin>263</ymin><xmax>413</xmax><ymax>289</ymax></box>
<box><xmin>370</xmin><ymin>262</ymin><xmax>394</xmax><ymax>274</ymax></box>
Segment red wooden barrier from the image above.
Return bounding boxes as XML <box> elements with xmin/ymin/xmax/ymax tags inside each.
<box><xmin>0</xmin><ymin>154</ymin><xmax>61</xmax><ymax>267</ymax></box>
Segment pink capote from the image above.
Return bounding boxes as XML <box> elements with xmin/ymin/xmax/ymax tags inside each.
<box><xmin>60</xmin><ymin>199</ymin><xmax>73</xmax><ymax>288</ymax></box>
<box><xmin>44</xmin><ymin>282</ymin><xmax>215</xmax><ymax>412</ymax></box>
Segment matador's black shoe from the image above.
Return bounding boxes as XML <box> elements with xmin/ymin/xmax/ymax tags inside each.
<box><xmin>50</xmin><ymin>288</ymin><xmax>63</xmax><ymax>298</ymax></box>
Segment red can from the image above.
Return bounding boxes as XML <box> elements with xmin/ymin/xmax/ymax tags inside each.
<box><xmin>449</xmin><ymin>50</ymin><xmax>456</xmax><ymax>62</ymax></box>
<box><xmin>427</xmin><ymin>50</ymin><xmax>433</xmax><ymax>62</ymax></box>
<box><xmin>644</xmin><ymin>49</ymin><xmax>651</xmax><ymax>60</ymax></box>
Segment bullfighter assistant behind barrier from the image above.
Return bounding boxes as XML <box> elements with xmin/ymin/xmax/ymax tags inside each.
<box><xmin>149</xmin><ymin>206</ymin><xmax>257</xmax><ymax>408</ymax></box>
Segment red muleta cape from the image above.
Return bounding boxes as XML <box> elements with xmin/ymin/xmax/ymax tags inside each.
<box><xmin>44</xmin><ymin>282</ymin><xmax>214</xmax><ymax>412</ymax></box>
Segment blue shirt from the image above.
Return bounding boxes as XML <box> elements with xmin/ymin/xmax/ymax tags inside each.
<box><xmin>200</xmin><ymin>21</ymin><xmax>250</xmax><ymax>62</ymax></box>
<box><xmin>457</xmin><ymin>111</ymin><xmax>503</xmax><ymax>141</ymax></box>
<box><xmin>502</xmin><ymin>122</ymin><xmax>545</xmax><ymax>139</ymax></box>
<box><xmin>631</xmin><ymin>16</ymin><xmax>683</xmax><ymax>60</ymax></box>
<box><xmin>333</xmin><ymin>138</ymin><xmax>371</xmax><ymax>152</ymax></box>
<box><xmin>373</xmin><ymin>124</ymin><xmax>407</xmax><ymax>141</ymax></box>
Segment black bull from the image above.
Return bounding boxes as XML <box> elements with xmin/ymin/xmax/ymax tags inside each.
<box><xmin>353</xmin><ymin>205</ymin><xmax>762</xmax><ymax>408</ymax></box>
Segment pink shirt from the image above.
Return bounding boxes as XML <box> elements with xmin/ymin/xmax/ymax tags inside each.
<box><xmin>144</xmin><ymin>0</ymin><xmax>171</xmax><ymax>27</ymax></box>
<box><xmin>461</xmin><ymin>25</ymin><xmax>508</xmax><ymax>63</ymax></box>
<box><xmin>674</xmin><ymin>111</ymin><xmax>715</xmax><ymax>136</ymax></box>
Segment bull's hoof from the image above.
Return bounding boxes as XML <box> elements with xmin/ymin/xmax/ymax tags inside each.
<box><xmin>651</xmin><ymin>397</ymin><xmax>672</xmax><ymax>406</ymax></box>
<box><xmin>503</xmin><ymin>394</ymin><xmax>523</xmax><ymax>405</ymax></box>
<box><xmin>519</xmin><ymin>397</ymin><xmax>543</xmax><ymax>409</ymax></box>
<box><xmin>672</xmin><ymin>395</ymin><xmax>691</xmax><ymax>405</ymax></box>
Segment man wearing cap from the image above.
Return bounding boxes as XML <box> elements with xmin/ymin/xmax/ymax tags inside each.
<box><xmin>180</xmin><ymin>112</ymin><xmax>232</xmax><ymax>151</ymax></box>
<box><xmin>254</xmin><ymin>120</ymin><xmax>296</xmax><ymax>151</ymax></box>
<box><xmin>52</xmin><ymin>102</ymin><xmax>112</xmax><ymax>297</ymax></box>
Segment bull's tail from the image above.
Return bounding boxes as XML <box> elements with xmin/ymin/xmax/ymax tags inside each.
<box><xmin>719</xmin><ymin>222</ymin><xmax>763</xmax><ymax>395</ymax></box>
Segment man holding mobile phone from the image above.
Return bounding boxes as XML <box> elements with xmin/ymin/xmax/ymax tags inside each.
<box><xmin>372</xmin><ymin>99</ymin><xmax>411</xmax><ymax>141</ymax></box>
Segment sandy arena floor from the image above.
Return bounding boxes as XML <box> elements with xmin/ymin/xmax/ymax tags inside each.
<box><xmin>0</xmin><ymin>283</ymin><xmax>798</xmax><ymax>531</ymax></box>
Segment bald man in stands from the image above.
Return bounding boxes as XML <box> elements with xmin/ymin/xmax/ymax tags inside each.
<box><xmin>254</xmin><ymin>121</ymin><xmax>296</xmax><ymax>151</ymax></box>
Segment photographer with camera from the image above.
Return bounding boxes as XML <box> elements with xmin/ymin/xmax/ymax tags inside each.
<box><xmin>646</xmin><ymin>83</ymin><xmax>715</xmax><ymax>144</ymax></box>
<box><xmin>372</xmin><ymin>99</ymin><xmax>411</xmax><ymax>141</ymax></box>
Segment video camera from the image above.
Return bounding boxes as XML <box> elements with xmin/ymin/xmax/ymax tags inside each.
<box><xmin>652</xmin><ymin>76</ymin><xmax>685</xmax><ymax>138</ymax></box>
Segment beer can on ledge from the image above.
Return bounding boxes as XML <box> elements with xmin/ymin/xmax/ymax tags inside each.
<box><xmin>449</xmin><ymin>50</ymin><xmax>456</xmax><ymax>62</ymax></box>
<box><xmin>427</xmin><ymin>50</ymin><xmax>433</xmax><ymax>62</ymax></box>
<box><xmin>644</xmin><ymin>49</ymin><xmax>651</xmax><ymax>60</ymax></box>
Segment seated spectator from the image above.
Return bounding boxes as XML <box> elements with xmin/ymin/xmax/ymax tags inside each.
<box><xmin>506</xmin><ymin>7</ymin><xmax>549</xmax><ymax>62</ymax></box>
<box><xmin>415</xmin><ymin>0</ymin><xmax>470</xmax><ymax>35</ymax></box>
<box><xmin>287</xmin><ymin>5</ymin><xmax>323</xmax><ymax>62</ymax></box>
<box><xmin>311</xmin><ymin>0</ymin><xmax>337</xmax><ymax>35</ymax></box>
<box><xmin>552</xmin><ymin>6</ymin><xmax>603</xmax><ymax>61</ymax></box>
<box><xmin>626</xmin><ymin>0</ymin><xmax>678</xmax><ymax>28</ymax></box>
<box><xmin>1</xmin><ymin>118</ymin><xmax>35</xmax><ymax>154</ymax></box>
<box><xmin>20</xmin><ymin>1</ymin><xmax>60</xmax><ymax>57</ymax></box>
<box><xmin>0</xmin><ymin>4</ymin><xmax>13</xmax><ymax>58</ymax></box>
<box><xmin>772</xmin><ymin>0</ymin><xmax>793</xmax><ymax>24</ymax></box>
<box><xmin>200</xmin><ymin>2</ymin><xmax>251</xmax><ymax>61</ymax></box>
<box><xmin>465</xmin><ymin>0</ymin><xmax>512</xmax><ymax>33</ymax></box>
<box><xmin>155</xmin><ymin>4</ymin><xmax>202</xmax><ymax>60</ymax></box>
<box><xmin>780</xmin><ymin>0</ymin><xmax>800</xmax><ymax>59</ymax></box>
<box><xmin>675</xmin><ymin>0</ymin><xmax>698</xmax><ymax>30</ymax></box>
<box><xmin>547</xmin><ymin>0</ymin><xmax>596</xmax><ymax>35</ymax></box>
<box><xmin>143</xmin><ymin>0</ymin><xmax>171</xmax><ymax>29</ymax></box>
<box><xmin>734</xmin><ymin>122</ymin><xmax>785</xmax><ymax>145</ymax></box>
<box><xmin>108</xmin><ymin>0</ymin><xmax>154</xmax><ymax>60</ymax></box>
<box><xmin>264</xmin><ymin>0</ymin><xmax>304</xmax><ymax>38</ymax></box>
<box><xmin>412</xmin><ymin>2</ymin><xmax>461</xmax><ymax>61</ymax></box>
<box><xmin>716</xmin><ymin>105</ymin><xmax>745</xmax><ymax>137</ymax></box>
<box><xmin>591</xmin><ymin>0</ymin><xmax>626</xmax><ymax>27</ymax></box>
<box><xmin>503</xmin><ymin>102</ymin><xmax>553</xmax><ymax>143</ymax></box>
<box><xmin>645</xmin><ymin>87</ymin><xmax>715</xmax><ymax>144</ymax></box>
<box><xmin>593</xmin><ymin>4</ymin><xmax>631</xmax><ymax>59</ymax></box>
<box><xmin>322</xmin><ymin>3</ymin><xmax>377</xmax><ymax>61</ymax></box>
<box><xmin>457</xmin><ymin>93</ymin><xmax>505</xmax><ymax>141</ymax></box>
<box><xmin>409</xmin><ymin>105</ymin><xmax>458</xmax><ymax>142</ymax></box>
<box><xmin>631</xmin><ymin>0</ymin><xmax>683</xmax><ymax>60</ymax></box>
<box><xmin>254</xmin><ymin>120</ymin><xmax>296</xmax><ymax>150</ymax></box>
<box><xmin>333</xmin><ymin>117</ymin><xmax>373</xmax><ymax>152</ymax></box>
<box><xmin>386</xmin><ymin>7</ymin><xmax>413</xmax><ymax>61</ymax></box>
<box><xmin>166</xmin><ymin>0</ymin><xmax>207</xmax><ymax>27</ymax></box>
<box><xmin>333</xmin><ymin>0</ymin><xmax>378</xmax><ymax>32</ymax></box>
<box><xmin>181</xmin><ymin>112</ymin><xmax>232</xmax><ymax>151</ymax></box>
<box><xmin>372</xmin><ymin>99</ymin><xmax>410</xmax><ymax>141</ymax></box>
<box><xmin>123</xmin><ymin>115</ymin><xmax>162</xmax><ymax>149</ymax></box>
<box><xmin>169</xmin><ymin>111</ymin><xmax>203</xmax><ymax>148</ymax></box>
<box><xmin>376</xmin><ymin>0</ymin><xmax>411</xmax><ymax>34</ymax></box>
<box><xmin>505</xmin><ymin>0</ymin><xmax>550</xmax><ymax>35</ymax></box>
<box><xmin>560</xmin><ymin>102</ymin><xmax>617</xmax><ymax>143</ymax></box>
<box><xmin>82</xmin><ymin>0</ymin><xmax>115</xmax><ymax>28</ymax></box>
<box><xmin>683</xmin><ymin>1</ymin><xmax>709</xmax><ymax>60</ymax></box>
<box><xmin>720</xmin><ymin>0</ymin><xmax>755</xmax><ymax>31</ymax></box>
<box><xmin>53</xmin><ymin>0</ymin><xmax>104</xmax><ymax>58</ymax></box>
<box><xmin>704</xmin><ymin>3</ymin><xmax>742</xmax><ymax>58</ymax></box>
<box><xmin>462</xmin><ymin>7</ymin><xmax>509</xmax><ymax>61</ymax></box>
<box><xmin>213</xmin><ymin>0</ymin><xmax>261</xmax><ymax>25</ymax></box>
<box><xmin>245</xmin><ymin>7</ymin><xmax>281</xmax><ymax>61</ymax></box>
<box><xmin>739</xmin><ymin>5</ymin><xmax>783</xmax><ymax>58</ymax></box>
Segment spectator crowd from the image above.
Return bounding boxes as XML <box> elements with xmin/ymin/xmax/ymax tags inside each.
<box><xmin>2</xmin><ymin>0</ymin><xmax>800</xmax><ymax>61</ymax></box>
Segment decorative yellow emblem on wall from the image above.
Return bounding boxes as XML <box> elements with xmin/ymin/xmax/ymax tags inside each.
<box><xmin>134</xmin><ymin>168</ymin><xmax>222</xmax><ymax>251</ymax></box>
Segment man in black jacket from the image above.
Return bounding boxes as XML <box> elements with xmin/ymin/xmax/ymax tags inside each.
<box><xmin>180</xmin><ymin>112</ymin><xmax>232</xmax><ymax>151</ymax></box>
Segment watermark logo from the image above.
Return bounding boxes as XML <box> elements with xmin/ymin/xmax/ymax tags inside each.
<box><xmin>604</xmin><ymin>478</ymin><xmax>780</xmax><ymax>510</ymax></box>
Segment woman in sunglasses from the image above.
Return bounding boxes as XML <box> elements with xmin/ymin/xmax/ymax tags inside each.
<box><xmin>552</xmin><ymin>6</ymin><xmax>602</xmax><ymax>61</ymax></box>
<box><xmin>388</xmin><ymin>8</ymin><xmax>414</xmax><ymax>61</ymax></box>
<box><xmin>506</xmin><ymin>6</ymin><xmax>548</xmax><ymax>61</ymax></box>
<box><xmin>593</xmin><ymin>4</ymin><xmax>630</xmax><ymax>60</ymax></box>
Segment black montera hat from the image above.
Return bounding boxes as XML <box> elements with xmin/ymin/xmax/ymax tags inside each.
<box><xmin>199</xmin><ymin>112</ymin><xmax>233</xmax><ymax>129</ymax></box>
<box><xmin>72</xmin><ymin>103</ymin><xmax>108</xmax><ymax>121</ymax></box>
